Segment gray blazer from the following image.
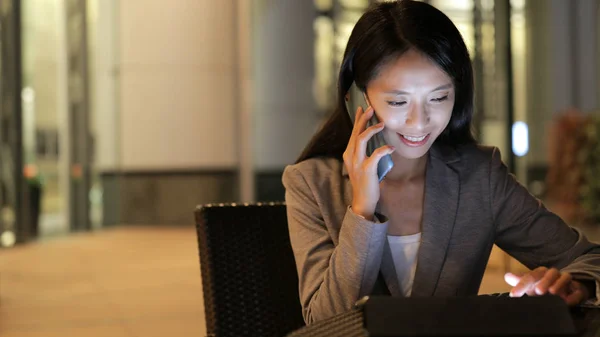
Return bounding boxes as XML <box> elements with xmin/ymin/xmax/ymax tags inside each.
<box><xmin>282</xmin><ymin>144</ymin><xmax>600</xmax><ymax>324</ymax></box>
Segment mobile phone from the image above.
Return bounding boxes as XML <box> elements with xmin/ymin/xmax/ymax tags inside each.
<box><xmin>345</xmin><ymin>83</ymin><xmax>394</xmax><ymax>182</ymax></box>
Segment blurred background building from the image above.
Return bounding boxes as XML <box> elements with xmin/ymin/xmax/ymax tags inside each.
<box><xmin>1</xmin><ymin>0</ymin><xmax>599</xmax><ymax>247</ymax></box>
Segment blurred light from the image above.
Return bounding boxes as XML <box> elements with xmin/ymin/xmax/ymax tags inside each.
<box><xmin>511</xmin><ymin>13</ymin><xmax>525</xmax><ymax>28</ymax></box>
<box><xmin>431</xmin><ymin>0</ymin><xmax>473</xmax><ymax>11</ymax></box>
<box><xmin>481</xmin><ymin>0</ymin><xmax>494</xmax><ymax>11</ymax></box>
<box><xmin>510</xmin><ymin>0</ymin><xmax>526</xmax><ymax>10</ymax></box>
<box><xmin>89</xmin><ymin>186</ymin><xmax>103</xmax><ymax>204</ymax></box>
<box><xmin>529</xmin><ymin>181</ymin><xmax>546</xmax><ymax>198</ymax></box>
<box><xmin>23</xmin><ymin>164</ymin><xmax>38</xmax><ymax>178</ymax></box>
<box><xmin>512</xmin><ymin>121</ymin><xmax>529</xmax><ymax>157</ymax></box>
<box><xmin>1</xmin><ymin>231</ymin><xmax>16</xmax><ymax>247</ymax></box>
<box><xmin>21</xmin><ymin>87</ymin><xmax>35</xmax><ymax>103</ymax></box>
<box><xmin>1</xmin><ymin>207</ymin><xmax>15</xmax><ymax>226</ymax></box>
<box><xmin>339</xmin><ymin>0</ymin><xmax>369</xmax><ymax>9</ymax></box>
<box><xmin>314</xmin><ymin>0</ymin><xmax>333</xmax><ymax>11</ymax></box>
<box><xmin>71</xmin><ymin>164</ymin><xmax>83</xmax><ymax>179</ymax></box>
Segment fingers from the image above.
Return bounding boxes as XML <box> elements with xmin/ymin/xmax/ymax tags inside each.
<box><xmin>565</xmin><ymin>288</ymin><xmax>585</xmax><ymax>306</ymax></box>
<box><xmin>548</xmin><ymin>272</ymin><xmax>572</xmax><ymax>295</ymax></box>
<box><xmin>351</xmin><ymin>106</ymin><xmax>373</xmax><ymax>139</ymax></box>
<box><xmin>509</xmin><ymin>267</ymin><xmax>548</xmax><ymax>297</ymax></box>
<box><xmin>364</xmin><ymin>145</ymin><xmax>395</xmax><ymax>172</ymax></box>
<box><xmin>345</xmin><ymin>106</ymin><xmax>374</xmax><ymax>164</ymax></box>
<box><xmin>505</xmin><ymin>268</ymin><xmax>586</xmax><ymax>306</ymax></box>
<box><xmin>504</xmin><ymin>273</ymin><xmax>521</xmax><ymax>287</ymax></box>
<box><xmin>350</xmin><ymin>106</ymin><xmax>364</xmax><ymax>139</ymax></box>
<box><xmin>354</xmin><ymin>122</ymin><xmax>385</xmax><ymax>161</ymax></box>
<box><xmin>535</xmin><ymin>268</ymin><xmax>562</xmax><ymax>295</ymax></box>
<box><xmin>344</xmin><ymin>106</ymin><xmax>363</xmax><ymax>164</ymax></box>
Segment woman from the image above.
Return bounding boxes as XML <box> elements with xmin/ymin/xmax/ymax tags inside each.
<box><xmin>282</xmin><ymin>0</ymin><xmax>600</xmax><ymax>324</ymax></box>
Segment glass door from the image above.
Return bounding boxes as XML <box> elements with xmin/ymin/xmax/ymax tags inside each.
<box><xmin>21</xmin><ymin>0</ymin><xmax>71</xmax><ymax>237</ymax></box>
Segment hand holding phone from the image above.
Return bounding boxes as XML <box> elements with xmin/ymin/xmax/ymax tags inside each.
<box><xmin>343</xmin><ymin>83</ymin><xmax>395</xmax><ymax>220</ymax></box>
<box><xmin>345</xmin><ymin>83</ymin><xmax>395</xmax><ymax>181</ymax></box>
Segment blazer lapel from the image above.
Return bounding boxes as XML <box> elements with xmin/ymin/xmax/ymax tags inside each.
<box><xmin>411</xmin><ymin>145</ymin><xmax>460</xmax><ymax>297</ymax></box>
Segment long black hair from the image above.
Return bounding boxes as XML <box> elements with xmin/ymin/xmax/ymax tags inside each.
<box><xmin>296</xmin><ymin>0</ymin><xmax>476</xmax><ymax>163</ymax></box>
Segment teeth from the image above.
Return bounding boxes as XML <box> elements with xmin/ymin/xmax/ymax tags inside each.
<box><xmin>402</xmin><ymin>134</ymin><xmax>427</xmax><ymax>142</ymax></box>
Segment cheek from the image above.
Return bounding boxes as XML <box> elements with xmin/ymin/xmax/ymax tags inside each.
<box><xmin>382</xmin><ymin>128</ymin><xmax>400</xmax><ymax>146</ymax></box>
<box><xmin>374</xmin><ymin>106</ymin><xmax>403</xmax><ymax>127</ymax></box>
<box><xmin>429</xmin><ymin>103</ymin><xmax>454</xmax><ymax>127</ymax></box>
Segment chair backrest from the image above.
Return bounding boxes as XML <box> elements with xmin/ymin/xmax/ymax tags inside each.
<box><xmin>195</xmin><ymin>202</ymin><xmax>305</xmax><ymax>337</ymax></box>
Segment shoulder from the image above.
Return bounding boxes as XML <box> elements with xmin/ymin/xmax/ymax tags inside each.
<box><xmin>438</xmin><ymin>143</ymin><xmax>505</xmax><ymax>177</ymax></box>
<box><xmin>435</xmin><ymin>144</ymin><xmax>511</xmax><ymax>204</ymax></box>
<box><xmin>456</xmin><ymin>144</ymin><xmax>501</xmax><ymax>165</ymax></box>
<box><xmin>282</xmin><ymin>156</ymin><xmax>344</xmax><ymax>190</ymax></box>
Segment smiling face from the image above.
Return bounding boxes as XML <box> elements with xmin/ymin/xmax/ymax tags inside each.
<box><xmin>365</xmin><ymin>49</ymin><xmax>455</xmax><ymax>160</ymax></box>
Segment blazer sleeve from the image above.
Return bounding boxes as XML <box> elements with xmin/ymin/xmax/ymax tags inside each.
<box><xmin>282</xmin><ymin>165</ymin><xmax>389</xmax><ymax>324</ymax></box>
<box><xmin>490</xmin><ymin>147</ymin><xmax>600</xmax><ymax>304</ymax></box>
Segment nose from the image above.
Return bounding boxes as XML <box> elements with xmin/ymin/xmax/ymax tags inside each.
<box><xmin>405</xmin><ymin>102</ymin><xmax>430</xmax><ymax>130</ymax></box>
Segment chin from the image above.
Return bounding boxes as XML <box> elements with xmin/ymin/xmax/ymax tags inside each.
<box><xmin>394</xmin><ymin>145</ymin><xmax>431</xmax><ymax>160</ymax></box>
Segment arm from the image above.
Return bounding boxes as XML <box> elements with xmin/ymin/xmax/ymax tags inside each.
<box><xmin>282</xmin><ymin>165</ymin><xmax>388</xmax><ymax>324</ymax></box>
<box><xmin>490</xmin><ymin>148</ymin><xmax>600</xmax><ymax>304</ymax></box>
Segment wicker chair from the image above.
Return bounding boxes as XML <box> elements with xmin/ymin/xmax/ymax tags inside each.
<box><xmin>286</xmin><ymin>308</ymin><xmax>366</xmax><ymax>337</ymax></box>
<box><xmin>195</xmin><ymin>202</ymin><xmax>305</xmax><ymax>337</ymax></box>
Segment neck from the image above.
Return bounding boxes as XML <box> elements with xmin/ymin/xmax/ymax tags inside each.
<box><xmin>384</xmin><ymin>152</ymin><xmax>428</xmax><ymax>182</ymax></box>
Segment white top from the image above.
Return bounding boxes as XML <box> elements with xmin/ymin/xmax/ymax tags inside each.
<box><xmin>387</xmin><ymin>232</ymin><xmax>422</xmax><ymax>296</ymax></box>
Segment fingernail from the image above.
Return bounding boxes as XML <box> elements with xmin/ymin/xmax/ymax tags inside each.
<box><xmin>388</xmin><ymin>146</ymin><xmax>395</xmax><ymax>151</ymax></box>
<box><xmin>536</xmin><ymin>287</ymin><xmax>544</xmax><ymax>295</ymax></box>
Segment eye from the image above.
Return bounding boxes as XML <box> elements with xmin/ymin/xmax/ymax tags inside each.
<box><xmin>387</xmin><ymin>101</ymin><xmax>407</xmax><ymax>107</ymax></box>
<box><xmin>431</xmin><ymin>95</ymin><xmax>449</xmax><ymax>103</ymax></box>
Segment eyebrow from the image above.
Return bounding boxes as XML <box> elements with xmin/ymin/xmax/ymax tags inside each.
<box><xmin>384</xmin><ymin>83</ymin><xmax>453</xmax><ymax>95</ymax></box>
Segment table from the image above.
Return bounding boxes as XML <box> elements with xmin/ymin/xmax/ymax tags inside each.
<box><xmin>287</xmin><ymin>295</ymin><xmax>600</xmax><ymax>337</ymax></box>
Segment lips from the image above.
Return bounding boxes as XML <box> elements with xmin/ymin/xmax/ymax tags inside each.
<box><xmin>398</xmin><ymin>133</ymin><xmax>430</xmax><ymax>147</ymax></box>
